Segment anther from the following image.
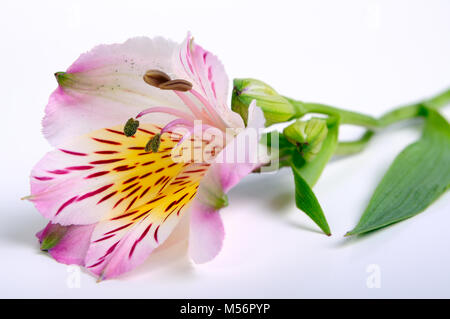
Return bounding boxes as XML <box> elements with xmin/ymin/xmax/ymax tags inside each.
<box><xmin>143</xmin><ymin>69</ymin><xmax>171</xmax><ymax>87</ymax></box>
<box><xmin>145</xmin><ymin>133</ymin><xmax>161</xmax><ymax>153</ymax></box>
<box><xmin>158</xmin><ymin>79</ymin><xmax>193</xmax><ymax>92</ymax></box>
<box><xmin>124</xmin><ymin>118</ymin><xmax>140</xmax><ymax>137</ymax></box>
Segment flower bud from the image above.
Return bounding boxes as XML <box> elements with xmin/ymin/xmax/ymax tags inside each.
<box><xmin>283</xmin><ymin>118</ymin><xmax>328</xmax><ymax>162</ymax></box>
<box><xmin>232</xmin><ymin>78</ymin><xmax>305</xmax><ymax>126</ymax></box>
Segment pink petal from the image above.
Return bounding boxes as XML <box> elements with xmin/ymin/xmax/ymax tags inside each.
<box><xmin>176</xmin><ymin>34</ymin><xmax>228</xmax><ymax>108</ymax></box>
<box><xmin>29</xmin><ymin>124</ymin><xmax>185</xmax><ymax>225</ymax></box>
<box><xmin>44</xmin><ymin>37</ymin><xmax>186</xmax><ymax>147</ymax></box>
<box><xmin>188</xmin><ymin>202</ymin><xmax>224</xmax><ymax>264</ymax></box>
<box><xmin>174</xmin><ymin>34</ymin><xmax>245</xmax><ymax>129</ymax></box>
<box><xmin>81</xmin><ymin>162</ymin><xmax>208</xmax><ymax>280</ymax></box>
<box><xmin>187</xmin><ymin>102</ymin><xmax>265</xmax><ymax>262</ymax></box>
<box><xmin>37</xmin><ymin>222</ymin><xmax>95</xmax><ymax>265</ymax></box>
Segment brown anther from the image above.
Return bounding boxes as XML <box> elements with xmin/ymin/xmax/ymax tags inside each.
<box><xmin>143</xmin><ymin>69</ymin><xmax>171</xmax><ymax>87</ymax></box>
<box><xmin>158</xmin><ymin>79</ymin><xmax>193</xmax><ymax>92</ymax></box>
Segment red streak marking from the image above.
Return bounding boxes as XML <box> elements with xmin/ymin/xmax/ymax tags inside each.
<box><xmin>95</xmin><ymin>150</ymin><xmax>119</xmax><ymax>155</ymax></box>
<box><xmin>161</xmin><ymin>154</ymin><xmax>171</xmax><ymax>159</ymax></box>
<box><xmin>154</xmin><ymin>176</ymin><xmax>165</xmax><ymax>185</ymax></box>
<box><xmin>137</xmin><ymin>128</ymin><xmax>155</xmax><ymax>135</ymax></box>
<box><xmin>47</xmin><ymin>169</ymin><xmax>69</xmax><ymax>175</ymax></box>
<box><xmin>139</xmin><ymin>172</ymin><xmax>152</xmax><ymax>179</ymax></box>
<box><xmin>111</xmin><ymin>210</ymin><xmax>139</xmax><ymax>221</ymax></box>
<box><xmin>167</xmin><ymin>163</ymin><xmax>177</xmax><ymax>168</ymax></box>
<box><xmin>173</xmin><ymin>187</ymin><xmax>186</xmax><ymax>194</ymax></box>
<box><xmin>184</xmin><ymin>169</ymin><xmax>207</xmax><ymax>173</ymax></box>
<box><xmin>160</xmin><ymin>176</ymin><xmax>171</xmax><ymax>190</ymax></box>
<box><xmin>132</xmin><ymin>209</ymin><xmax>151</xmax><ymax>221</ymax></box>
<box><xmin>66</xmin><ymin>165</ymin><xmax>94</xmax><ymax>171</ymax></box>
<box><xmin>103</xmin><ymin>222</ymin><xmax>133</xmax><ymax>236</ymax></box>
<box><xmin>60</xmin><ymin>149</ymin><xmax>87</xmax><ymax>156</ymax></box>
<box><xmin>178</xmin><ymin>193</ymin><xmax>189</xmax><ymax>202</ymax></box>
<box><xmin>85</xmin><ymin>171</ymin><xmax>109</xmax><ymax>179</ymax></box>
<box><xmin>123</xmin><ymin>176</ymin><xmax>139</xmax><ymax>184</ymax></box>
<box><xmin>93</xmin><ymin>241</ymin><xmax>120</xmax><ymax>264</ymax></box>
<box><xmin>34</xmin><ymin>176</ymin><xmax>53</xmax><ymax>181</ymax></box>
<box><xmin>113</xmin><ymin>197</ymin><xmax>125</xmax><ymax>208</ymax></box>
<box><xmin>126</xmin><ymin>186</ymin><xmax>142</xmax><ymax>199</ymax></box>
<box><xmin>140</xmin><ymin>186</ymin><xmax>151</xmax><ymax>198</ymax></box>
<box><xmin>77</xmin><ymin>184</ymin><xmax>113</xmax><ymax>202</ymax></box>
<box><xmin>122</xmin><ymin>182</ymin><xmax>139</xmax><ymax>193</ymax></box>
<box><xmin>90</xmin><ymin>158</ymin><xmax>124</xmax><ymax>165</ymax></box>
<box><xmin>155</xmin><ymin>168</ymin><xmax>164</xmax><ymax>173</ymax></box>
<box><xmin>97</xmin><ymin>191</ymin><xmax>117</xmax><ymax>204</ymax></box>
<box><xmin>126</xmin><ymin>196</ymin><xmax>138</xmax><ymax>211</ymax></box>
<box><xmin>92</xmin><ymin>138</ymin><xmax>121</xmax><ymax>145</ymax></box>
<box><xmin>147</xmin><ymin>195</ymin><xmax>166</xmax><ymax>204</ymax></box>
<box><xmin>87</xmin><ymin>259</ymin><xmax>104</xmax><ymax>269</ymax></box>
<box><xmin>154</xmin><ymin>225</ymin><xmax>160</xmax><ymax>243</ymax></box>
<box><xmin>128</xmin><ymin>147</ymin><xmax>145</xmax><ymax>150</ymax></box>
<box><xmin>129</xmin><ymin>223</ymin><xmax>152</xmax><ymax>258</ymax></box>
<box><xmin>114</xmin><ymin>165</ymin><xmax>136</xmax><ymax>172</ymax></box>
<box><xmin>165</xmin><ymin>200</ymin><xmax>177</xmax><ymax>212</ymax></box>
<box><xmin>142</xmin><ymin>160</ymin><xmax>155</xmax><ymax>166</ymax></box>
<box><xmin>106</xmin><ymin>128</ymin><xmax>126</xmax><ymax>136</ymax></box>
<box><xmin>93</xmin><ymin>234</ymin><xmax>115</xmax><ymax>243</ymax></box>
<box><xmin>55</xmin><ymin>196</ymin><xmax>78</xmax><ymax>216</ymax></box>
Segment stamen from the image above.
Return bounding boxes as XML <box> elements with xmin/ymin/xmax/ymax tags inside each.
<box><xmin>143</xmin><ymin>70</ymin><xmax>171</xmax><ymax>87</ymax></box>
<box><xmin>136</xmin><ymin>106</ymin><xmax>195</xmax><ymax>121</ymax></box>
<box><xmin>160</xmin><ymin>119</ymin><xmax>193</xmax><ymax>135</ymax></box>
<box><xmin>159</xmin><ymin>79</ymin><xmax>193</xmax><ymax>92</ymax></box>
<box><xmin>123</xmin><ymin>118</ymin><xmax>139</xmax><ymax>137</ymax></box>
<box><xmin>145</xmin><ymin>134</ymin><xmax>161</xmax><ymax>153</ymax></box>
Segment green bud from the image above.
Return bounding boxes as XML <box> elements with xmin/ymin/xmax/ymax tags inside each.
<box><xmin>145</xmin><ymin>133</ymin><xmax>161</xmax><ymax>153</ymax></box>
<box><xmin>232</xmin><ymin>78</ymin><xmax>305</xmax><ymax>126</ymax></box>
<box><xmin>124</xmin><ymin>118</ymin><xmax>140</xmax><ymax>137</ymax></box>
<box><xmin>40</xmin><ymin>224</ymin><xmax>68</xmax><ymax>251</ymax></box>
<box><xmin>283</xmin><ymin>118</ymin><xmax>328</xmax><ymax>162</ymax></box>
<box><xmin>54</xmin><ymin>71</ymin><xmax>75</xmax><ymax>87</ymax></box>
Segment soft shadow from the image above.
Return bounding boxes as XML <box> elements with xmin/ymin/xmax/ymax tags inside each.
<box><xmin>332</xmin><ymin>223</ymin><xmax>397</xmax><ymax>248</ymax></box>
<box><xmin>285</xmin><ymin>219</ymin><xmax>324</xmax><ymax>235</ymax></box>
<box><xmin>1</xmin><ymin>206</ymin><xmax>46</xmax><ymax>248</ymax></box>
<box><xmin>229</xmin><ymin>169</ymin><xmax>295</xmax><ymax>213</ymax></box>
<box><xmin>228</xmin><ymin>169</ymin><xmax>327</xmax><ymax>236</ymax></box>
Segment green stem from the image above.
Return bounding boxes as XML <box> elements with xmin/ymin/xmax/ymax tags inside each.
<box><xmin>288</xmin><ymin>88</ymin><xmax>450</xmax><ymax>156</ymax></box>
<box><xmin>334</xmin><ymin>131</ymin><xmax>374</xmax><ymax>156</ymax></box>
<box><xmin>300</xmin><ymin>102</ymin><xmax>380</xmax><ymax>129</ymax></box>
<box><xmin>287</xmin><ymin>88</ymin><xmax>450</xmax><ymax>129</ymax></box>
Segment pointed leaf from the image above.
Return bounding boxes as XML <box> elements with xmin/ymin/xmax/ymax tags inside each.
<box><xmin>347</xmin><ymin>107</ymin><xmax>450</xmax><ymax>236</ymax></box>
<box><xmin>291</xmin><ymin>156</ymin><xmax>331</xmax><ymax>236</ymax></box>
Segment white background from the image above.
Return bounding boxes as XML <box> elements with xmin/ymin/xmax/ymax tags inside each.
<box><xmin>1</xmin><ymin>0</ymin><xmax>449</xmax><ymax>298</ymax></box>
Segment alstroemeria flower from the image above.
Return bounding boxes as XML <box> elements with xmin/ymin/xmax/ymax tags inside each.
<box><xmin>28</xmin><ymin>35</ymin><xmax>266</xmax><ymax>280</ymax></box>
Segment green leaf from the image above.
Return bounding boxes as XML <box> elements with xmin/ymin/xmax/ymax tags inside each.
<box><xmin>291</xmin><ymin>155</ymin><xmax>331</xmax><ymax>236</ymax></box>
<box><xmin>346</xmin><ymin>107</ymin><xmax>450</xmax><ymax>236</ymax></box>
<box><xmin>294</xmin><ymin>117</ymin><xmax>339</xmax><ymax>187</ymax></box>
